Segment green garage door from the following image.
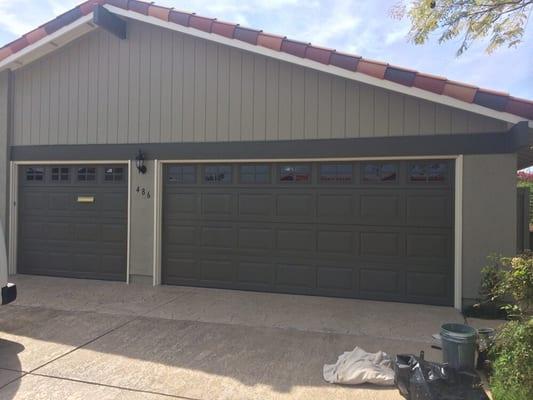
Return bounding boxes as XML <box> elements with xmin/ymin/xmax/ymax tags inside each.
<box><xmin>18</xmin><ymin>165</ymin><xmax>128</xmax><ymax>281</ymax></box>
<box><xmin>163</xmin><ymin>160</ymin><xmax>454</xmax><ymax>305</ymax></box>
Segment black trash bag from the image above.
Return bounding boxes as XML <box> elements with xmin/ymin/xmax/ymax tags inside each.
<box><xmin>394</xmin><ymin>354</ymin><xmax>489</xmax><ymax>400</ymax></box>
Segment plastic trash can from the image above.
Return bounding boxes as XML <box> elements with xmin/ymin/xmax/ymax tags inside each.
<box><xmin>440</xmin><ymin>323</ymin><xmax>477</xmax><ymax>371</ymax></box>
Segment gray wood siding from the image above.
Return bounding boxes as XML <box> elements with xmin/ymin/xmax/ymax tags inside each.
<box><xmin>0</xmin><ymin>71</ymin><xmax>9</xmax><ymax>233</ymax></box>
<box><xmin>12</xmin><ymin>20</ymin><xmax>508</xmax><ymax>146</ymax></box>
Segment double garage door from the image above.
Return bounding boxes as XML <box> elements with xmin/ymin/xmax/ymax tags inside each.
<box><xmin>163</xmin><ymin>160</ymin><xmax>454</xmax><ymax>306</ymax></box>
<box><xmin>17</xmin><ymin>160</ymin><xmax>453</xmax><ymax>305</ymax></box>
<box><xmin>18</xmin><ymin>164</ymin><xmax>128</xmax><ymax>281</ymax></box>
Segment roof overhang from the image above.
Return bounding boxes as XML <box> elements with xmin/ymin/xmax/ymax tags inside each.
<box><xmin>0</xmin><ymin>13</ymin><xmax>96</xmax><ymax>72</ymax></box>
<box><xmin>0</xmin><ymin>4</ymin><xmax>531</xmax><ymax>129</ymax></box>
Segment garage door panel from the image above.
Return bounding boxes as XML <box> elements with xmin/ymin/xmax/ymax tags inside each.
<box><xmin>276</xmin><ymin>193</ymin><xmax>315</xmax><ymax>218</ymax></box>
<box><xmin>276</xmin><ymin>264</ymin><xmax>316</xmax><ymax>288</ymax></box>
<box><xmin>18</xmin><ymin>165</ymin><xmax>128</xmax><ymax>281</ymax></box>
<box><xmin>317</xmin><ymin>266</ymin><xmax>354</xmax><ymax>291</ymax></box>
<box><xmin>359</xmin><ymin>268</ymin><xmax>403</xmax><ymax>295</ymax></box>
<box><xmin>360</xmin><ymin>231</ymin><xmax>401</xmax><ymax>257</ymax></box>
<box><xmin>163</xmin><ymin>160</ymin><xmax>453</xmax><ymax>305</ymax></box>
<box><xmin>237</xmin><ymin>261</ymin><xmax>275</xmax><ymax>285</ymax></box>
<box><xmin>202</xmin><ymin>193</ymin><xmax>233</xmax><ymax>216</ymax></box>
<box><xmin>201</xmin><ymin>259</ymin><xmax>235</xmax><ymax>282</ymax></box>
<box><xmin>276</xmin><ymin>229</ymin><xmax>315</xmax><ymax>252</ymax></box>
<box><xmin>317</xmin><ymin>230</ymin><xmax>356</xmax><ymax>254</ymax></box>
<box><xmin>238</xmin><ymin>193</ymin><xmax>274</xmax><ymax>217</ymax></box>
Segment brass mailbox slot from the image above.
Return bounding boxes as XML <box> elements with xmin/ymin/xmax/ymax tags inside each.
<box><xmin>77</xmin><ymin>196</ymin><xmax>95</xmax><ymax>203</ymax></box>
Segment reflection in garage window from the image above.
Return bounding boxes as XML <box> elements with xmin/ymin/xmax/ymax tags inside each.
<box><xmin>409</xmin><ymin>163</ymin><xmax>447</xmax><ymax>183</ymax></box>
<box><xmin>204</xmin><ymin>165</ymin><xmax>232</xmax><ymax>183</ymax></box>
<box><xmin>319</xmin><ymin>164</ymin><xmax>352</xmax><ymax>183</ymax></box>
<box><xmin>51</xmin><ymin>167</ymin><xmax>69</xmax><ymax>182</ymax></box>
<box><xmin>362</xmin><ymin>163</ymin><xmax>397</xmax><ymax>183</ymax></box>
<box><xmin>104</xmin><ymin>167</ymin><xmax>124</xmax><ymax>182</ymax></box>
<box><xmin>77</xmin><ymin>167</ymin><xmax>96</xmax><ymax>182</ymax></box>
<box><xmin>26</xmin><ymin>167</ymin><xmax>44</xmax><ymax>181</ymax></box>
<box><xmin>168</xmin><ymin>165</ymin><xmax>196</xmax><ymax>184</ymax></box>
<box><xmin>279</xmin><ymin>165</ymin><xmax>311</xmax><ymax>182</ymax></box>
<box><xmin>240</xmin><ymin>165</ymin><xmax>270</xmax><ymax>184</ymax></box>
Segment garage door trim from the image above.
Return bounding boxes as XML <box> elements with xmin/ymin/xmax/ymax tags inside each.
<box><xmin>153</xmin><ymin>155</ymin><xmax>463</xmax><ymax>309</ymax></box>
<box><xmin>8</xmin><ymin>160</ymin><xmax>132</xmax><ymax>283</ymax></box>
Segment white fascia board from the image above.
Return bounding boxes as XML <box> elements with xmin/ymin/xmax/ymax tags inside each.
<box><xmin>105</xmin><ymin>4</ymin><xmax>529</xmax><ymax>126</ymax></box>
<box><xmin>0</xmin><ymin>14</ymin><xmax>95</xmax><ymax>71</ymax></box>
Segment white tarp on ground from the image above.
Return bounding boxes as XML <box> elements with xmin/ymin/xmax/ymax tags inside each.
<box><xmin>323</xmin><ymin>347</ymin><xmax>395</xmax><ymax>386</ymax></box>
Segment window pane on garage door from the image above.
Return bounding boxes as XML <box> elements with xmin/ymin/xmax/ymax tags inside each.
<box><xmin>162</xmin><ymin>160</ymin><xmax>454</xmax><ymax>305</ymax></box>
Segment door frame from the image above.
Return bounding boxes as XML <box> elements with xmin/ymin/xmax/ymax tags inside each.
<box><xmin>9</xmin><ymin>160</ymin><xmax>132</xmax><ymax>283</ymax></box>
<box><xmin>154</xmin><ymin>155</ymin><xmax>464</xmax><ymax>309</ymax></box>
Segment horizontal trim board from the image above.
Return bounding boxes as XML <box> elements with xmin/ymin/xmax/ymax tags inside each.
<box><xmin>10</xmin><ymin>127</ymin><xmax>528</xmax><ymax>162</ymax></box>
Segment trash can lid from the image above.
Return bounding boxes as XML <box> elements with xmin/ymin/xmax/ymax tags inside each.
<box><xmin>441</xmin><ymin>323</ymin><xmax>477</xmax><ymax>338</ymax></box>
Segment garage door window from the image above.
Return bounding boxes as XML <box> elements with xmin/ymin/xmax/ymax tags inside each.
<box><xmin>168</xmin><ymin>166</ymin><xmax>196</xmax><ymax>184</ymax></box>
<box><xmin>319</xmin><ymin>164</ymin><xmax>353</xmax><ymax>184</ymax></box>
<box><xmin>77</xmin><ymin>167</ymin><xmax>96</xmax><ymax>182</ymax></box>
<box><xmin>204</xmin><ymin>165</ymin><xmax>232</xmax><ymax>183</ymax></box>
<box><xmin>240</xmin><ymin>165</ymin><xmax>270</xmax><ymax>184</ymax></box>
<box><xmin>104</xmin><ymin>167</ymin><xmax>124</xmax><ymax>182</ymax></box>
<box><xmin>409</xmin><ymin>162</ymin><xmax>448</xmax><ymax>183</ymax></box>
<box><xmin>362</xmin><ymin>163</ymin><xmax>398</xmax><ymax>183</ymax></box>
<box><xmin>279</xmin><ymin>165</ymin><xmax>311</xmax><ymax>182</ymax></box>
<box><xmin>51</xmin><ymin>167</ymin><xmax>69</xmax><ymax>182</ymax></box>
<box><xmin>25</xmin><ymin>167</ymin><xmax>44</xmax><ymax>181</ymax></box>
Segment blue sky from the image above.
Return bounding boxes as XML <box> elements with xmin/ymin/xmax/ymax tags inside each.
<box><xmin>1</xmin><ymin>0</ymin><xmax>532</xmax><ymax>99</ymax></box>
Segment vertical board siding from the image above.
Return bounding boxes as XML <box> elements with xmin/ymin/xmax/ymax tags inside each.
<box><xmin>0</xmin><ymin>72</ymin><xmax>8</xmax><ymax>232</ymax></box>
<box><xmin>12</xmin><ymin>21</ymin><xmax>509</xmax><ymax>146</ymax></box>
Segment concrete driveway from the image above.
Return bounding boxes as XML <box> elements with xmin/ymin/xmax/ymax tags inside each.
<box><xmin>0</xmin><ymin>275</ymin><xmax>465</xmax><ymax>400</ymax></box>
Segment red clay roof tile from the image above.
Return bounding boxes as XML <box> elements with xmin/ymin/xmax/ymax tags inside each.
<box><xmin>107</xmin><ymin>0</ymin><xmax>129</xmax><ymax>9</ymax></box>
<box><xmin>211</xmin><ymin>21</ymin><xmax>236</xmax><ymax>38</ymax></box>
<box><xmin>168</xmin><ymin>10</ymin><xmax>192</xmax><ymax>27</ymax></box>
<box><xmin>356</xmin><ymin>59</ymin><xmax>387</xmax><ymax>79</ymax></box>
<box><xmin>506</xmin><ymin>97</ymin><xmax>533</xmax><ymax>119</ymax></box>
<box><xmin>128</xmin><ymin>0</ymin><xmax>150</xmax><ymax>15</ymax></box>
<box><xmin>0</xmin><ymin>46</ymin><xmax>13</xmax><ymax>62</ymax></box>
<box><xmin>257</xmin><ymin>33</ymin><xmax>284</xmax><ymax>51</ymax></box>
<box><xmin>9</xmin><ymin>37</ymin><xmax>29</xmax><ymax>53</ymax></box>
<box><xmin>0</xmin><ymin>0</ymin><xmax>531</xmax><ymax>120</ymax></box>
<box><xmin>413</xmin><ymin>73</ymin><xmax>447</xmax><ymax>94</ymax></box>
<box><xmin>384</xmin><ymin>66</ymin><xmax>416</xmax><ymax>86</ymax></box>
<box><xmin>189</xmin><ymin>15</ymin><xmax>214</xmax><ymax>33</ymax></box>
<box><xmin>330</xmin><ymin>51</ymin><xmax>360</xmax><ymax>71</ymax></box>
<box><xmin>25</xmin><ymin>27</ymin><xmax>47</xmax><ymax>44</ymax></box>
<box><xmin>281</xmin><ymin>38</ymin><xmax>308</xmax><ymax>58</ymax></box>
<box><xmin>442</xmin><ymin>81</ymin><xmax>477</xmax><ymax>103</ymax></box>
<box><xmin>148</xmin><ymin>5</ymin><xmax>170</xmax><ymax>21</ymax></box>
<box><xmin>305</xmin><ymin>45</ymin><xmax>332</xmax><ymax>64</ymax></box>
<box><xmin>233</xmin><ymin>26</ymin><xmax>261</xmax><ymax>45</ymax></box>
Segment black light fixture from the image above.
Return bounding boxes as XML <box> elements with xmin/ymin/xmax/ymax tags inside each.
<box><xmin>135</xmin><ymin>149</ymin><xmax>147</xmax><ymax>174</ymax></box>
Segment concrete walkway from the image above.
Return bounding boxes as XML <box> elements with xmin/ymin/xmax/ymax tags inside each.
<box><xmin>0</xmin><ymin>275</ymin><xmax>465</xmax><ymax>400</ymax></box>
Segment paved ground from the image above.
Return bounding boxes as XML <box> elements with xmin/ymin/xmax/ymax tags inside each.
<box><xmin>0</xmin><ymin>275</ymin><xmax>468</xmax><ymax>400</ymax></box>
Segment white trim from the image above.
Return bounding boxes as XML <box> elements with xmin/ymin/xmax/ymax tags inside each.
<box><xmin>105</xmin><ymin>5</ymin><xmax>528</xmax><ymax>126</ymax></box>
<box><xmin>454</xmin><ymin>155</ymin><xmax>464</xmax><ymax>310</ymax></box>
<box><xmin>155</xmin><ymin>155</ymin><xmax>463</xmax><ymax>306</ymax></box>
<box><xmin>9</xmin><ymin>160</ymin><xmax>131</xmax><ymax>281</ymax></box>
<box><xmin>126</xmin><ymin>160</ymin><xmax>132</xmax><ymax>284</ymax></box>
<box><xmin>8</xmin><ymin>162</ymin><xmax>17</xmax><ymax>275</ymax></box>
<box><xmin>0</xmin><ymin>14</ymin><xmax>95</xmax><ymax>71</ymax></box>
<box><xmin>152</xmin><ymin>159</ymin><xmax>162</xmax><ymax>286</ymax></box>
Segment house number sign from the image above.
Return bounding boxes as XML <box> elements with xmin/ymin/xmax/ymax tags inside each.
<box><xmin>136</xmin><ymin>186</ymin><xmax>151</xmax><ymax>199</ymax></box>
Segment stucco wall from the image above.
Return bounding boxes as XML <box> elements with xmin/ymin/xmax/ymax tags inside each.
<box><xmin>462</xmin><ymin>153</ymin><xmax>517</xmax><ymax>304</ymax></box>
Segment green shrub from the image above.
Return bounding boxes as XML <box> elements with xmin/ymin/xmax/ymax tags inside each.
<box><xmin>489</xmin><ymin>319</ymin><xmax>533</xmax><ymax>400</ymax></box>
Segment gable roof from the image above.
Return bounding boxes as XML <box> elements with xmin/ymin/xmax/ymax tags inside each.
<box><xmin>0</xmin><ymin>0</ymin><xmax>532</xmax><ymax>123</ymax></box>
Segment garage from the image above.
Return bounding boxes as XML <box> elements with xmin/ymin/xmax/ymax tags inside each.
<box><xmin>17</xmin><ymin>164</ymin><xmax>128</xmax><ymax>281</ymax></box>
<box><xmin>163</xmin><ymin>160</ymin><xmax>454</xmax><ymax>305</ymax></box>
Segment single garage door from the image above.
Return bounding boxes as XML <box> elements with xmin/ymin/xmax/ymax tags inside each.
<box><xmin>18</xmin><ymin>164</ymin><xmax>128</xmax><ymax>281</ymax></box>
<box><xmin>163</xmin><ymin>160</ymin><xmax>454</xmax><ymax>305</ymax></box>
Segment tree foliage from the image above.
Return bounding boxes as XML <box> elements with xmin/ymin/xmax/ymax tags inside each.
<box><xmin>392</xmin><ymin>0</ymin><xmax>533</xmax><ymax>55</ymax></box>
